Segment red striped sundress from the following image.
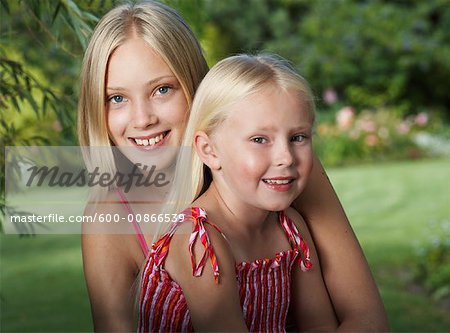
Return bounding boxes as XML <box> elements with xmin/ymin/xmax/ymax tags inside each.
<box><xmin>138</xmin><ymin>207</ymin><xmax>312</xmax><ymax>332</ymax></box>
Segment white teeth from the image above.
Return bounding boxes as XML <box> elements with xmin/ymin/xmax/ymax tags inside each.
<box><xmin>134</xmin><ymin>133</ymin><xmax>165</xmax><ymax>147</ymax></box>
<box><xmin>264</xmin><ymin>179</ymin><xmax>291</xmax><ymax>185</ymax></box>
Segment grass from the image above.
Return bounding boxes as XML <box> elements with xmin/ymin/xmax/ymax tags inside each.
<box><xmin>327</xmin><ymin>158</ymin><xmax>450</xmax><ymax>332</ymax></box>
<box><xmin>0</xmin><ymin>235</ymin><xmax>92</xmax><ymax>332</ymax></box>
<box><xmin>1</xmin><ymin>158</ymin><xmax>449</xmax><ymax>332</ymax></box>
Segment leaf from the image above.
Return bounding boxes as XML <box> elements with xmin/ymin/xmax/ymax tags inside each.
<box><xmin>22</xmin><ymin>90</ymin><xmax>40</xmax><ymax>115</ymax></box>
<box><xmin>0</xmin><ymin>0</ymin><xmax>10</xmax><ymax>14</ymax></box>
<box><xmin>10</xmin><ymin>95</ymin><xmax>21</xmax><ymax>113</ymax></box>
<box><xmin>42</xmin><ymin>94</ymin><xmax>48</xmax><ymax>114</ymax></box>
<box><xmin>51</xmin><ymin>1</ymin><xmax>62</xmax><ymax>25</ymax></box>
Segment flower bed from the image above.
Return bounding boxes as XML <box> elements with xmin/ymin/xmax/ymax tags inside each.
<box><xmin>314</xmin><ymin>106</ymin><xmax>450</xmax><ymax>167</ymax></box>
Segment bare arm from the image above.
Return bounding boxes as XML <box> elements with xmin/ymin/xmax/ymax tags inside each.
<box><xmin>286</xmin><ymin>207</ymin><xmax>338</xmax><ymax>332</ymax></box>
<box><xmin>82</xmin><ymin>201</ymin><xmax>144</xmax><ymax>332</ymax></box>
<box><xmin>293</xmin><ymin>155</ymin><xmax>389</xmax><ymax>331</ymax></box>
<box><xmin>165</xmin><ymin>223</ymin><xmax>248</xmax><ymax>332</ymax></box>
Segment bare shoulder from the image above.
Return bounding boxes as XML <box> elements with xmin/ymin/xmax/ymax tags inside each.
<box><xmin>163</xmin><ymin>218</ymin><xmax>247</xmax><ymax>331</ymax></box>
<box><xmin>283</xmin><ymin>206</ymin><xmax>312</xmax><ymax>239</ymax></box>
<box><xmin>81</xmin><ymin>191</ymin><xmax>145</xmax><ymax>331</ymax></box>
<box><xmin>82</xmin><ymin>191</ymin><xmax>144</xmax><ymax>268</ymax></box>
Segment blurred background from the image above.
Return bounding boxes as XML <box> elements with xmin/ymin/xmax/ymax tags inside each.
<box><xmin>1</xmin><ymin>0</ymin><xmax>449</xmax><ymax>331</ymax></box>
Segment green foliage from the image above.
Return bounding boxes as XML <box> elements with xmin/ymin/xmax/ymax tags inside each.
<box><xmin>1</xmin><ymin>0</ymin><xmax>100</xmax><ymax>143</ymax></box>
<box><xmin>202</xmin><ymin>0</ymin><xmax>308</xmax><ymax>61</ymax></box>
<box><xmin>298</xmin><ymin>0</ymin><xmax>450</xmax><ymax>114</ymax></box>
<box><xmin>201</xmin><ymin>0</ymin><xmax>450</xmax><ymax>117</ymax></box>
<box><xmin>415</xmin><ymin>219</ymin><xmax>450</xmax><ymax>300</ymax></box>
<box><xmin>1</xmin><ymin>0</ymin><xmax>101</xmax><ymax>230</ymax></box>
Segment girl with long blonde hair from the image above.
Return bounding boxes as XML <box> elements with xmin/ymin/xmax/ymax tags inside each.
<box><xmin>138</xmin><ymin>53</ymin><xmax>336</xmax><ymax>331</ymax></box>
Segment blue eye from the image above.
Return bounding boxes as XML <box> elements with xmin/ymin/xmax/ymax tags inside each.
<box><xmin>291</xmin><ymin>134</ymin><xmax>307</xmax><ymax>142</ymax></box>
<box><xmin>109</xmin><ymin>95</ymin><xmax>125</xmax><ymax>104</ymax></box>
<box><xmin>157</xmin><ymin>86</ymin><xmax>171</xmax><ymax>95</ymax></box>
<box><xmin>251</xmin><ymin>137</ymin><xmax>267</xmax><ymax>144</ymax></box>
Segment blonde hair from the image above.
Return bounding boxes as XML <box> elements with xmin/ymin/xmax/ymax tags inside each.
<box><xmin>77</xmin><ymin>1</ymin><xmax>208</xmax><ymax>175</ymax></box>
<box><xmin>161</xmin><ymin>53</ymin><xmax>315</xmax><ymax>237</ymax></box>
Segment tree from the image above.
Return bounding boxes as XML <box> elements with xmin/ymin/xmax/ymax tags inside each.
<box><xmin>201</xmin><ymin>0</ymin><xmax>450</xmax><ymax>116</ymax></box>
<box><xmin>0</xmin><ymin>0</ymin><xmax>99</xmax><ymax>231</ymax></box>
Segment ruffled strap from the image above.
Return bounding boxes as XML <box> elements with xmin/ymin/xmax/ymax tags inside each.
<box><xmin>150</xmin><ymin>208</ymin><xmax>221</xmax><ymax>284</ymax></box>
<box><xmin>152</xmin><ymin>223</ymin><xmax>178</xmax><ymax>268</ymax></box>
<box><xmin>187</xmin><ymin>207</ymin><xmax>221</xmax><ymax>284</ymax></box>
<box><xmin>279</xmin><ymin>211</ymin><xmax>313</xmax><ymax>271</ymax></box>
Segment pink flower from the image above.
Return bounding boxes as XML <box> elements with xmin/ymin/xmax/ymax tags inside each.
<box><xmin>336</xmin><ymin>106</ymin><xmax>355</xmax><ymax>130</ymax></box>
<box><xmin>323</xmin><ymin>88</ymin><xmax>338</xmax><ymax>105</ymax></box>
<box><xmin>360</xmin><ymin>119</ymin><xmax>377</xmax><ymax>133</ymax></box>
<box><xmin>415</xmin><ymin>112</ymin><xmax>429</xmax><ymax>127</ymax></box>
<box><xmin>397</xmin><ymin>122</ymin><xmax>410</xmax><ymax>135</ymax></box>
<box><xmin>365</xmin><ymin>134</ymin><xmax>379</xmax><ymax>147</ymax></box>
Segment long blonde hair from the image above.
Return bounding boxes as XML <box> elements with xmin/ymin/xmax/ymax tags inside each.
<box><xmin>161</xmin><ymin>53</ymin><xmax>316</xmax><ymax>237</ymax></box>
<box><xmin>77</xmin><ymin>1</ymin><xmax>208</xmax><ymax>175</ymax></box>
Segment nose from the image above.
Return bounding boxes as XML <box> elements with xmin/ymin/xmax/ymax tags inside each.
<box><xmin>274</xmin><ymin>141</ymin><xmax>295</xmax><ymax>167</ymax></box>
<box><xmin>132</xmin><ymin>99</ymin><xmax>158</xmax><ymax>129</ymax></box>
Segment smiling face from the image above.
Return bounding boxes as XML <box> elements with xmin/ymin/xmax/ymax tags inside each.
<box><xmin>106</xmin><ymin>37</ymin><xmax>188</xmax><ymax>170</ymax></box>
<box><xmin>210</xmin><ymin>85</ymin><xmax>314</xmax><ymax>213</ymax></box>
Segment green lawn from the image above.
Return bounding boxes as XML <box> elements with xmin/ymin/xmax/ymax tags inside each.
<box><xmin>0</xmin><ymin>235</ymin><xmax>92</xmax><ymax>332</ymax></box>
<box><xmin>327</xmin><ymin>159</ymin><xmax>450</xmax><ymax>332</ymax></box>
<box><xmin>1</xmin><ymin>159</ymin><xmax>449</xmax><ymax>332</ymax></box>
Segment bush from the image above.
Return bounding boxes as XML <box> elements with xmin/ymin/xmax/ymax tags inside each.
<box><xmin>314</xmin><ymin>107</ymin><xmax>450</xmax><ymax>167</ymax></box>
<box><xmin>415</xmin><ymin>219</ymin><xmax>450</xmax><ymax>300</ymax></box>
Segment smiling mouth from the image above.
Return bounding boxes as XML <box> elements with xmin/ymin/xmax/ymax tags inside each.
<box><xmin>262</xmin><ymin>179</ymin><xmax>294</xmax><ymax>185</ymax></box>
<box><xmin>130</xmin><ymin>131</ymin><xmax>169</xmax><ymax>147</ymax></box>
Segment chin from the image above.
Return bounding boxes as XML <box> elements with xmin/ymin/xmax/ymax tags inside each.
<box><xmin>263</xmin><ymin>202</ymin><xmax>292</xmax><ymax>212</ymax></box>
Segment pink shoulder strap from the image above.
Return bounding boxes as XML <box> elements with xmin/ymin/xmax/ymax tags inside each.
<box><xmin>187</xmin><ymin>207</ymin><xmax>221</xmax><ymax>284</ymax></box>
<box><xmin>152</xmin><ymin>207</ymin><xmax>221</xmax><ymax>284</ymax></box>
<box><xmin>116</xmin><ymin>188</ymin><xmax>150</xmax><ymax>256</ymax></box>
<box><xmin>279</xmin><ymin>211</ymin><xmax>313</xmax><ymax>271</ymax></box>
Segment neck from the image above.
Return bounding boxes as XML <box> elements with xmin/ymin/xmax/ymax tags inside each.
<box><xmin>193</xmin><ymin>182</ymin><xmax>271</xmax><ymax>236</ymax></box>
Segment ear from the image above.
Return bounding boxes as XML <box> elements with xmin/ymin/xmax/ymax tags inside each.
<box><xmin>194</xmin><ymin>131</ymin><xmax>221</xmax><ymax>170</ymax></box>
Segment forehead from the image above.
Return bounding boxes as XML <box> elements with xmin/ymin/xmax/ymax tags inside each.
<box><xmin>223</xmin><ymin>86</ymin><xmax>312</xmax><ymax>130</ymax></box>
<box><xmin>106</xmin><ymin>38</ymin><xmax>175</xmax><ymax>84</ymax></box>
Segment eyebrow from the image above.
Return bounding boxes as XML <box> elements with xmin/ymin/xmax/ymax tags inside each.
<box><xmin>106</xmin><ymin>75</ymin><xmax>178</xmax><ymax>91</ymax></box>
<box><xmin>254</xmin><ymin>123</ymin><xmax>312</xmax><ymax>132</ymax></box>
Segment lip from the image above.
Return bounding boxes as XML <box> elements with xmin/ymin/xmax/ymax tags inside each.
<box><xmin>262</xmin><ymin>177</ymin><xmax>295</xmax><ymax>192</ymax></box>
<box><xmin>128</xmin><ymin>130</ymin><xmax>170</xmax><ymax>150</ymax></box>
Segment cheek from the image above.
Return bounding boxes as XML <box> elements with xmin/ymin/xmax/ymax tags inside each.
<box><xmin>168</xmin><ymin>111</ymin><xmax>187</xmax><ymax>128</ymax></box>
<box><xmin>164</xmin><ymin>95</ymin><xmax>189</xmax><ymax>127</ymax></box>
<box><xmin>233</xmin><ymin>153</ymin><xmax>267</xmax><ymax>179</ymax></box>
<box><xmin>296</xmin><ymin>146</ymin><xmax>314</xmax><ymax>174</ymax></box>
<box><xmin>107</xmin><ymin>110</ymin><xmax>127</xmax><ymax>143</ymax></box>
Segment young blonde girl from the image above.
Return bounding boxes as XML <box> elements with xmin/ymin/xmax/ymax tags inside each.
<box><xmin>79</xmin><ymin>1</ymin><xmax>387</xmax><ymax>331</ymax></box>
<box><xmin>79</xmin><ymin>2</ymin><xmax>208</xmax><ymax>331</ymax></box>
<box><xmin>138</xmin><ymin>54</ymin><xmax>338</xmax><ymax>332</ymax></box>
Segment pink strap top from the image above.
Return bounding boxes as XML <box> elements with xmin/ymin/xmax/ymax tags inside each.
<box><xmin>138</xmin><ymin>207</ymin><xmax>312</xmax><ymax>332</ymax></box>
<box><xmin>116</xmin><ymin>188</ymin><xmax>149</xmax><ymax>255</ymax></box>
